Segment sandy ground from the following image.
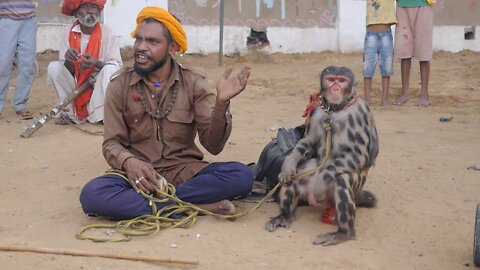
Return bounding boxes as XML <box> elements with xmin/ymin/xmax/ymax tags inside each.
<box><xmin>0</xmin><ymin>49</ymin><xmax>480</xmax><ymax>270</ymax></box>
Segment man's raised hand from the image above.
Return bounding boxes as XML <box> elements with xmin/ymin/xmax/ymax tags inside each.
<box><xmin>216</xmin><ymin>66</ymin><xmax>251</xmax><ymax>103</ymax></box>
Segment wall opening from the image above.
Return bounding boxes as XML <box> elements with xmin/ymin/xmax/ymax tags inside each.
<box><xmin>247</xmin><ymin>28</ymin><xmax>270</xmax><ymax>47</ymax></box>
<box><xmin>465</xmin><ymin>26</ymin><xmax>476</xmax><ymax>40</ymax></box>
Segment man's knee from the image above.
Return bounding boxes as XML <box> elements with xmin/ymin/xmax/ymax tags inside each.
<box><xmin>230</xmin><ymin>162</ymin><xmax>255</xmax><ymax>193</ymax></box>
<box><xmin>47</xmin><ymin>61</ymin><xmax>69</xmax><ymax>80</ymax></box>
<box><xmin>47</xmin><ymin>61</ymin><xmax>73</xmax><ymax>86</ymax></box>
<box><xmin>97</xmin><ymin>64</ymin><xmax>120</xmax><ymax>79</ymax></box>
<box><xmin>79</xmin><ymin>178</ymin><xmax>100</xmax><ymax>210</ymax></box>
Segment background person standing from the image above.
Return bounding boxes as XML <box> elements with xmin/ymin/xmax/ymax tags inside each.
<box><xmin>393</xmin><ymin>0</ymin><xmax>434</xmax><ymax>107</ymax></box>
<box><xmin>363</xmin><ymin>0</ymin><xmax>397</xmax><ymax>106</ymax></box>
<box><xmin>0</xmin><ymin>0</ymin><xmax>37</xmax><ymax>120</ymax></box>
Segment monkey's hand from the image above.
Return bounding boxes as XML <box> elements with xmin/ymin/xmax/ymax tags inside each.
<box><xmin>279</xmin><ymin>161</ymin><xmax>297</xmax><ymax>186</ymax></box>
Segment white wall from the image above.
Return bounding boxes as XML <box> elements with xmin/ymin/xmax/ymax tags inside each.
<box><xmin>103</xmin><ymin>0</ymin><xmax>168</xmax><ymax>48</ymax></box>
<box><xmin>338</xmin><ymin>0</ymin><xmax>366</xmax><ymax>53</ymax></box>
<box><xmin>36</xmin><ymin>0</ymin><xmax>480</xmax><ymax>54</ymax></box>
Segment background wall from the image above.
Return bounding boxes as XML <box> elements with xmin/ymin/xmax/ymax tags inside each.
<box><xmin>35</xmin><ymin>0</ymin><xmax>480</xmax><ymax>54</ymax></box>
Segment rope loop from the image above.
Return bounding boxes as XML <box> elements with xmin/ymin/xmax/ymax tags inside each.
<box><xmin>76</xmin><ymin>169</ymin><xmax>281</xmax><ymax>242</ymax></box>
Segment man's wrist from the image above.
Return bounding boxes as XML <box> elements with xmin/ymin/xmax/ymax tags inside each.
<box><xmin>216</xmin><ymin>97</ymin><xmax>230</xmax><ymax>108</ymax></box>
<box><xmin>95</xmin><ymin>60</ymin><xmax>105</xmax><ymax>70</ymax></box>
<box><xmin>122</xmin><ymin>156</ymin><xmax>133</xmax><ymax>171</ymax></box>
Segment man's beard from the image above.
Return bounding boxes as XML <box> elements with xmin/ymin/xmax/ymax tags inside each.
<box><xmin>78</xmin><ymin>14</ymin><xmax>99</xmax><ymax>27</ymax></box>
<box><xmin>134</xmin><ymin>53</ymin><xmax>168</xmax><ymax>75</ymax></box>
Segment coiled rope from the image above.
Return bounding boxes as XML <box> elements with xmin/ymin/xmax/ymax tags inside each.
<box><xmin>76</xmin><ymin>120</ymin><xmax>331</xmax><ymax>243</ymax></box>
<box><xmin>76</xmin><ymin>170</ymin><xmax>281</xmax><ymax>242</ymax></box>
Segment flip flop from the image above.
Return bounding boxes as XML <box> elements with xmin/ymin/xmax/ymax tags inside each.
<box><xmin>16</xmin><ymin>109</ymin><xmax>33</xmax><ymax>120</ymax></box>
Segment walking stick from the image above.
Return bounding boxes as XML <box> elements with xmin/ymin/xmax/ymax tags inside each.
<box><xmin>20</xmin><ymin>75</ymin><xmax>96</xmax><ymax>138</ymax></box>
<box><xmin>0</xmin><ymin>245</ymin><xmax>199</xmax><ymax>265</ymax></box>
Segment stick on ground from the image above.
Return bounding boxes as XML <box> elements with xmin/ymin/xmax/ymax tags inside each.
<box><xmin>0</xmin><ymin>245</ymin><xmax>199</xmax><ymax>265</ymax></box>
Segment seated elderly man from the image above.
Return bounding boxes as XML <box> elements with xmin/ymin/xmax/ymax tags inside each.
<box><xmin>47</xmin><ymin>0</ymin><xmax>122</xmax><ymax>125</ymax></box>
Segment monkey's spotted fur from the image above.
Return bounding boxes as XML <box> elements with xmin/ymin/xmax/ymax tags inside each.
<box><xmin>265</xmin><ymin>66</ymin><xmax>379</xmax><ymax>245</ymax></box>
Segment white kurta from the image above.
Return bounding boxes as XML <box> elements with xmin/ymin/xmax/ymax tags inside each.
<box><xmin>47</xmin><ymin>23</ymin><xmax>123</xmax><ymax>123</ymax></box>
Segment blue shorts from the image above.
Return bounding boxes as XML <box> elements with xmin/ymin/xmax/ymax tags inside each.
<box><xmin>362</xmin><ymin>29</ymin><xmax>394</xmax><ymax>78</ymax></box>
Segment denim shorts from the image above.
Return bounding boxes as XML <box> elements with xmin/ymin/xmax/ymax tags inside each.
<box><xmin>362</xmin><ymin>29</ymin><xmax>394</xmax><ymax>78</ymax></box>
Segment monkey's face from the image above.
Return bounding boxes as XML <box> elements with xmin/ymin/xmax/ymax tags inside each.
<box><xmin>322</xmin><ymin>74</ymin><xmax>352</xmax><ymax>104</ymax></box>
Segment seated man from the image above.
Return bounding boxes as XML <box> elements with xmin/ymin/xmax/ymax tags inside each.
<box><xmin>79</xmin><ymin>7</ymin><xmax>254</xmax><ymax>220</ymax></box>
<box><xmin>47</xmin><ymin>0</ymin><xmax>122</xmax><ymax>125</ymax></box>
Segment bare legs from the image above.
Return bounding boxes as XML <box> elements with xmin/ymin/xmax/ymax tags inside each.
<box><xmin>394</xmin><ymin>58</ymin><xmax>430</xmax><ymax>107</ymax></box>
<box><xmin>363</xmin><ymin>77</ymin><xmax>372</xmax><ymax>105</ymax></box>
<box><xmin>363</xmin><ymin>76</ymin><xmax>391</xmax><ymax>106</ymax></box>
<box><xmin>394</xmin><ymin>58</ymin><xmax>411</xmax><ymax>105</ymax></box>
<box><xmin>381</xmin><ymin>76</ymin><xmax>391</xmax><ymax>106</ymax></box>
<box><xmin>418</xmin><ymin>61</ymin><xmax>430</xmax><ymax>107</ymax></box>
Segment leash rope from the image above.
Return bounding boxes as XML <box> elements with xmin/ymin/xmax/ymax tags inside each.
<box><xmin>292</xmin><ymin>120</ymin><xmax>332</xmax><ymax>180</ymax></box>
<box><xmin>68</xmin><ymin>123</ymin><xmax>103</xmax><ymax>136</ymax></box>
<box><xmin>76</xmin><ymin>170</ymin><xmax>281</xmax><ymax>242</ymax></box>
<box><xmin>77</xmin><ymin>121</ymin><xmax>331</xmax><ymax>242</ymax></box>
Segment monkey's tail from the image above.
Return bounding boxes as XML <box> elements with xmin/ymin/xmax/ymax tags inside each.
<box><xmin>356</xmin><ymin>190</ymin><xmax>377</xmax><ymax>208</ymax></box>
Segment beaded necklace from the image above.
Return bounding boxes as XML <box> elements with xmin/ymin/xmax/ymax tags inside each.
<box><xmin>138</xmin><ymin>82</ymin><xmax>177</xmax><ymax>120</ymax></box>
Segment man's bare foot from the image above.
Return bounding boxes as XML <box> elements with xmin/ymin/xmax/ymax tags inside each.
<box><xmin>197</xmin><ymin>200</ymin><xmax>236</xmax><ymax>215</ymax></box>
<box><xmin>416</xmin><ymin>96</ymin><xmax>430</xmax><ymax>107</ymax></box>
<box><xmin>381</xmin><ymin>100</ymin><xmax>392</xmax><ymax>107</ymax></box>
<box><xmin>393</xmin><ymin>95</ymin><xmax>409</xmax><ymax>105</ymax></box>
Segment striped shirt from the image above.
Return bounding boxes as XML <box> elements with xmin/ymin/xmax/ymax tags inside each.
<box><xmin>0</xmin><ymin>0</ymin><xmax>35</xmax><ymax>20</ymax></box>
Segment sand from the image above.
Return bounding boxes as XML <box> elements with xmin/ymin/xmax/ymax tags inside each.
<box><xmin>0</xmin><ymin>49</ymin><xmax>479</xmax><ymax>270</ymax></box>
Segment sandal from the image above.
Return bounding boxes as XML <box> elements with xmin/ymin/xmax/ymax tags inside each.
<box><xmin>55</xmin><ymin>114</ymin><xmax>74</xmax><ymax>125</ymax></box>
<box><xmin>16</xmin><ymin>109</ymin><xmax>33</xmax><ymax>120</ymax></box>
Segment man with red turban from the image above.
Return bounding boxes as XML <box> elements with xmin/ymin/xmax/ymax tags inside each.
<box><xmin>47</xmin><ymin>0</ymin><xmax>122</xmax><ymax>124</ymax></box>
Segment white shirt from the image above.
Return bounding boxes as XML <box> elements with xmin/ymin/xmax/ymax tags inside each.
<box><xmin>58</xmin><ymin>22</ymin><xmax>122</xmax><ymax>68</ymax></box>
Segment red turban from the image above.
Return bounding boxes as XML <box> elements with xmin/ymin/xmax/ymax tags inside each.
<box><xmin>61</xmin><ymin>0</ymin><xmax>106</xmax><ymax>16</ymax></box>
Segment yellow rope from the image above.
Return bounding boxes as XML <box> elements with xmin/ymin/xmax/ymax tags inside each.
<box><xmin>76</xmin><ymin>170</ymin><xmax>281</xmax><ymax>242</ymax></box>
<box><xmin>292</xmin><ymin>120</ymin><xmax>332</xmax><ymax>180</ymax></box>
<box><xmin>77</xmin><ymin>121</ymin><xmax>331</xmax><ymax>242</ymax></box>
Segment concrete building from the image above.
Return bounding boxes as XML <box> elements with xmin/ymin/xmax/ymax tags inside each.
<box><xmin>35</xmin><ymin>0</ymin><xmax>480</xmax><ymax>54</ymax></box>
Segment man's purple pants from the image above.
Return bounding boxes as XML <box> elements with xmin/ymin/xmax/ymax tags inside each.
<box><xmin>79</xmin><ymin>162</ymin><xmax>254</xmax><ymax>220</ymax></box>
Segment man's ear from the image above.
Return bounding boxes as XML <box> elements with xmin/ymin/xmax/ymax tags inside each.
<box><xmin>169</xmin><ymin>42</ymin><xmax>179</xmax><ymax>56</ymax></box>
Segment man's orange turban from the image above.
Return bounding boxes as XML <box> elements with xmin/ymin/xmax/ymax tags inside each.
<box><xmin>131</xmin><ymin>7</ymin><xmax>188</xmax><ymax>54</ymax></box>
<box><xmin>61</xmin><ymin>0</ymin><xmax>106</xmax><ymax>16</ymax></box>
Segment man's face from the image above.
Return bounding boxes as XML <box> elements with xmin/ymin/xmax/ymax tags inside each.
<box><xmin>76</xmin><ymin>3</ymin><xmax>100</xmax><ymax>27</ymax></box>
<box><xmin>133</xmin><ymin>21</ymin><xmax>171</xmax><ymax>75</ymax></box>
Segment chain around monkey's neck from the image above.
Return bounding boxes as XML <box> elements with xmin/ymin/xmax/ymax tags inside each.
<box><xmin>319</xmin><ymin>93</ymin><xmax>359</xmax><ymax>113</ymax></box>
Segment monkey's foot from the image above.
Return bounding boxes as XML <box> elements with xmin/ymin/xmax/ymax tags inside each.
<box><xmin>265</xmin><ymin>215</ymin><xmax>292</xmax><ymax>232</ymax></box>
<box><xmin>312</xmin><ymin>232</ymin><xmax>353</xmax><ymax>246</ymax></box>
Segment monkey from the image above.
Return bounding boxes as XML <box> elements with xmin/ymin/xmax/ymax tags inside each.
<box><xmin>265</xmin><ymin>66</ymin><xmax>379</xmax><ymax>245</ymax></box>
